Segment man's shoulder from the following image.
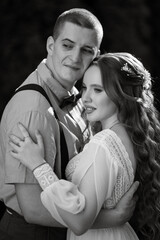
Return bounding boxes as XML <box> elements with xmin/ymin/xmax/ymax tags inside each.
<box><xmin>3</xmin><ymin>83</ymin><xmax>51</xmax><ymax>120</ymax></box>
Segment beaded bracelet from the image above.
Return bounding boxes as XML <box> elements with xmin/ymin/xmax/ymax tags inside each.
<box><xmin>33</xmin><ymin>163</ymin><xmax>58</xmax><ymax>190</ymax></box>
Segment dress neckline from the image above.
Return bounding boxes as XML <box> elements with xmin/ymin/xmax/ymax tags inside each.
<box><xmin>92</xmin><ymin>128</ymin><xmax>135</xmax><ymax>181</ymax></box>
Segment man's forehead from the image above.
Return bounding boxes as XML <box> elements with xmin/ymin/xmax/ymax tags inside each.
<box><xmin>58</xmin><ymin>22</ymin><xmax>99</xmax><ymax>47</ymax></box>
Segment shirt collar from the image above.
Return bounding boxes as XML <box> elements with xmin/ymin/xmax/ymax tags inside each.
<box><xmin>37</xmin><ymin>59</ymin><xmax>78</xmax><ymax>105</ymax></box>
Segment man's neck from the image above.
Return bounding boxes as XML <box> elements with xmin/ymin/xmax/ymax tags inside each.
<box><xmin>45</xmin><ymin>58</ymin><xmax>74</xmax><ymax>92</ymax></box>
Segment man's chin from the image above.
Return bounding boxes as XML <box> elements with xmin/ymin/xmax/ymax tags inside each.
<box><xmin>63</xmin><ymin>75</ymin><xmax>81</xmax><ymax>84</ymax></box>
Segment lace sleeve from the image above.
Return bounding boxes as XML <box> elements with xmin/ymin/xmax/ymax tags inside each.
<box><xmin>33</xmin><ymin>163</ymin><xmax>59</xmax><ymax>190</ymax></box>
<box><xmin>33</xmin><ymin>162</ymin><xmax>85</xmax><ymax>225</ymax></box>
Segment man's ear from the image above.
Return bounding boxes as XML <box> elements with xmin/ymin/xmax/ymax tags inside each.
<box><xmin>93</xmin><ymin>49</ymin><xmax>100</xmax><ymax>60</ymax></box>
<box><xmin>96</xmin><ymin>49</ymin><xmax>100</xmax><ymax>58</ymax></box>
<box><xmin>46</xmin><ymin>36</ymin><xmax>54</xmax><ymax>55</ymax></box>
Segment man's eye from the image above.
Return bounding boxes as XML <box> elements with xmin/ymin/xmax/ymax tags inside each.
<box><xmin>82</xmin><ymin>48</ymin><xmax>94</xmax><ymax>55</ymax></box>
<box><xmin>63</xmin><ymin>44</ymin><xmax>72</xmax><ymax>49</ymax></box>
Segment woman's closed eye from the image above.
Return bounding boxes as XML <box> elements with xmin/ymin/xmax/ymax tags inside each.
<box><xmin>94</xmin><ymin>88</ymin><xmax>103</xmax><ymax>93</ymax></box>
<box><xmin>81</xmin><ymin>85</ymin><xmax>87</xmax><ymax>92</ymax></box>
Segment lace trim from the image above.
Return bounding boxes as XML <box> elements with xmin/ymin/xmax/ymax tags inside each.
<box><xmin>33</xmin><ymin>163</ymin><xmax>58</xmax><ymax>190</ymax></box>
<box><xmin>91</xmin><ymin>129</ymin><xmax>134</xmax><ymax>208</ymax></box>
<box><xmin>65</xmin><ymin>158</ymin><xmax>80</xmax><ymax>181</ymax></box>
<box><xmin>66</xmin><ymin>129</ymin><xmax>134</xmax><ymax>209</ymax></box>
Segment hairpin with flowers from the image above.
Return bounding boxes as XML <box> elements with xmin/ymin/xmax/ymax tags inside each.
<box><xmin>121</xmin><ymin>63</ymin><xmax>151</xmax><ymax>90</ymax></box>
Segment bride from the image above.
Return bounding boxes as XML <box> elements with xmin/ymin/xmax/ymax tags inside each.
<box><xmin>9</xmin><ymin>52</ymin><xmax>160</xmax><ymax>240</ymax></box>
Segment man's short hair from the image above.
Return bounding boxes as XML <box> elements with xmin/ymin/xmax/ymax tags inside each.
<box><xmin>53</xmin><ymin>8</ymin><xmax>103</xmax><ymax>47</ymax></box>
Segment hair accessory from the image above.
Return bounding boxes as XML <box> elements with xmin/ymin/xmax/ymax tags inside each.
<box><xmin>121</xmin><ymin>63</ymin><xmax>135</xmax><ymax>76</ymax></box>
<box><xmin>121</xmin><ymin>63</ymin><xmax>151</xmax><ymax>90</ymax></box>
<box><xmin>143</xmin><ymin>69</ymin><xmax>151</xmax><ymax>90</ymax></box>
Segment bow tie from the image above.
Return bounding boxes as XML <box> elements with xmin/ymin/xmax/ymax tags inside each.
<box><xmin>60</xmin><ymin>93</ymin><xmax>81</xmax><ymax>108</ymax></box>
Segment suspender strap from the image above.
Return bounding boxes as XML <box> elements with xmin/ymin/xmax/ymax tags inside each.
<box><xmin>15</xmin><ymin>84</ymin><xmax>53</xmax><ymax>115</ymax></box>
<box><xmin>14</xmin><ymin>84</ymin><xmax>69</xmax><ymax>179</ymax></box>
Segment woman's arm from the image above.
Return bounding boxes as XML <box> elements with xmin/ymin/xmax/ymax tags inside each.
<box><xmin>9</xmin><ymin>123</ymin><xmax>138</xmax><ymax>233</ymax></box>
<box><xmin>40</xmin><ymin>142</ymin><xmax>119</xmax><ymax>235</ymax></box>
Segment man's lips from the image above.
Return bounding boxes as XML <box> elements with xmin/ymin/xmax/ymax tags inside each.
<box><xmin>64</xmin><ymin>64</ymin><xmax>80</xmax><ymax>71</ymax></box>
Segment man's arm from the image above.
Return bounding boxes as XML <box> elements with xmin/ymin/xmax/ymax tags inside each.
<box><xmin>15</xmin><ymin>183</ymin><xmax>65</xmax><ymax>227</ymax></box>
<box><xmin>92</xmin><ymin>181</ymin><xmax>139</xmax><ymax>228</ymax></box>
<box><xmin>15</xmin><ymin>180</ymin><xmax>138</xmax><ymax>229</ymax></box>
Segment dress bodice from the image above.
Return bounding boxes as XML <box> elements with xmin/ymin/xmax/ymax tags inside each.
<box><xmin>41</xmin><ymin>128</ymin><xmax>138</xmax><ymax>240</ymax></box>
<box><xmin>65</xmin><ymin>129</ymin><xmax>134</xmax><ymax>209</ymax></box>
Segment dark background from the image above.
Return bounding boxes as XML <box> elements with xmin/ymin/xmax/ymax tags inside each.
<box><xmin>0</xmin><ymin>0</ymin><xmax>160</xmax><ymax>219</ymax></box>
<box><xmin>1</xmin><ymin>0</ymin><xmax>160</xmax><ymax>116</ymax></box>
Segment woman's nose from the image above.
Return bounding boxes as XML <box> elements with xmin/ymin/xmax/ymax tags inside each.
<box><xmin>82</xmin><ymin>90</ymin><xmax>92</xmax><ymax>103</ymax></box>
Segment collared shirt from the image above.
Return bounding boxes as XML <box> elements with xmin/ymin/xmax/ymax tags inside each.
<box><xmin>0</xmin><ymin>59</ymin><xmax>88</xmax><ymax>214</ymax></box>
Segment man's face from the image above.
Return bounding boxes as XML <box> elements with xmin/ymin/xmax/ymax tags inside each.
<box><xmin>47</xmin><ymin>22</ymin><xmax>99</xmax><ymax>90</ymax></box>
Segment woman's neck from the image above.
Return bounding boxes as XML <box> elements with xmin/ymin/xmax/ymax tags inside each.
<box><xmin>102</xmin><ymin>113</ymin><xmax>119</xmax><ymax>130</ymax></box>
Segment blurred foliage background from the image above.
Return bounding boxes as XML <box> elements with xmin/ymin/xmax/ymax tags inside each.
<box><xmin>1</xmin><ymin>0</ymin><xmax>160</xmax><ymax>117</ymax></box>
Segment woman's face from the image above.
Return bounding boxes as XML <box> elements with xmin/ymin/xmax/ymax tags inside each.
<box><xmin>82</xmin><ymin>65</ymin><xmax>118</xmax><ymax>129</ymax></box>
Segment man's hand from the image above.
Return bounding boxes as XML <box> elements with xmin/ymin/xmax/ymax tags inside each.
<box><xmin>114</xmin><ymin>181</ymin><xmax>139</xmax><ymax>225</ymax></box>
<box><xmin>92</xmin><ymin>181</ymin><xmax>139</xmax><ymax>229</ymax></box>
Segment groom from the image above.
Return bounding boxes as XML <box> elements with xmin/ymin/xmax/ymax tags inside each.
<box><xmin>0</xmin><ymin>8</ymin><xmax>138</xmax><ymax>240</ymax></box>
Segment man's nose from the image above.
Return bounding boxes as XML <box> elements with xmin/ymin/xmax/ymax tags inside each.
<box><xmin>71</xmin><ymin>48</ymin><xmax>81</xmax><ymax>63</ymax></box>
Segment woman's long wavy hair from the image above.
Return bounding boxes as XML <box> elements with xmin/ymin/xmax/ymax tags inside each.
<box><xmin>93</xmin><ymin>52</ymin><xmax>160</xmax><ymax>239</ymax></box>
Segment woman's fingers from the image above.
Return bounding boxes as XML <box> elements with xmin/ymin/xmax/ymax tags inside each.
<box><xmin>18</xmin><ymin>123</ymin><xmax>31</xmax><ymax>140</ymax></box>
<box><xmin>9</xmin><ymin>146</ymin><xmax>22</xmax><ymax>161</ymax></box>
<box><xmin>9</xmin><ymin>134</ymin><xmax>25</xmax><ymax>147</ymax></box>
<box><xmin>10</xmin><ymin>150</ymin><xmax>19</xmax><ymax>159</ymax></box>
<box><xmin>9</xmin><ymin>140</ymin><xmax>20</xmax><ymax>152</ymax></box>
<box><xmin>35</xmin><ymin>130</ymin><xmax>43</xmax><ymax>149</ymax></box>
<box><xmin>9</xmin><ymin>134</ymin><xmax>22</xmax><ymax>145</ymax></box>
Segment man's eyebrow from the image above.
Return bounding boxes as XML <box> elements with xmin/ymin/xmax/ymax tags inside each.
<box><xmin>62</xmin><ymin>39</ymin><xmax>96</xmax><ymax>49</ymax></box>
<box><xmin>84</xmin><ymin>45</ymin><xmax>95</xmax><ymax>50</ymax></box>
<box><xmin>62</xmin><ymin>38</ymin><xmax>74</xmax><ymax>43</ymax></box>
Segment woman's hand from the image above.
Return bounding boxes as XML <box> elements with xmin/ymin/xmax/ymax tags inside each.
<box><xmin>9</xmin><ymin>123</ymin><xmax>45</xmax><ymax>171</ymax></box>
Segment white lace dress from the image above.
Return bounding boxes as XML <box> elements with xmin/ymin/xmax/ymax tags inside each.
<box><xmin>41</xmin><ymin>129</ymin><xmax>139</xmax><ymax>240</ymax></box>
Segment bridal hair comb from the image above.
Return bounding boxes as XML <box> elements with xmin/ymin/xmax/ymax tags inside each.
<box><xmin>121</xmin><ymin>63</ymin><xmax>134</xmax><ymax>75</ymax></box>
<box><xmin>121</xmin><ymin>63</ymin><xmax>151</xmax><ymax>90</ymax></box>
